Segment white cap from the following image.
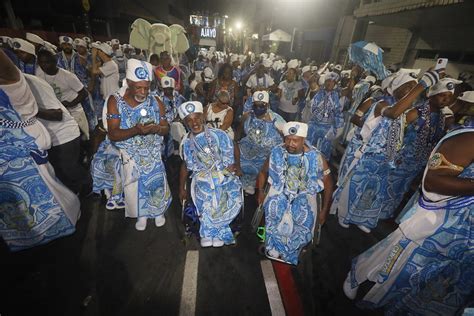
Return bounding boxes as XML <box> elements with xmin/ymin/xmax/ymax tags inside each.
<box><xmin>252</xmin><ymin>91</ymin><xmax>269</xmax><ymax>104</ymax></box>
<box><xmin>203</xmin><ymin>67</ymin><xmax>214</xmax><ymax>82</ymax></box>
<box><xmin>126</xmin><ymin>58</ymin><xmax>153</xmax><ymax>82</ymax></box>
<box><xmin>341</xmin><ymin>70</ymin><xmax>351</xmax><ymax>78</ymax></box>
<box><xmin>364</xmin><ymin>75</ymin><xmax>377</xmax><ymax>84</ymax></box>
<box><xmin>262</xmin><ymin>59</ymin><xmax>273</xmax><ymax>68</ymax></box>
<box><xmin>178</xmin><ymin>101</ymin><xmax>203</xmax><ymax>119</ymax></box>
<box><xmin>111</xmin><ymin>39</ymin><xmax>120</xmax><ymax>45</ymax></box>
<box><xmin>230</xmin><ymin>54</ymin><xmax>239</xmax><ymax>63</ymax></box>
<box><xmin>324</xmin><ymin>72</ymin><xmax>339</xmax><ymax>82</ymax></box>
<box><xmin>83</xmin><ymin>36</ymin><xmax>91</xmax><ymax>44</ymax></box>
<box><xmin>12</xmin><ymin>38</ymin><xmax>36</xmax><ymax>56</ymax></box>
<box><xmin>287</xmin><ymin>59</ymin><xmax>298</xmax><ymax>69</ymax></box>
<box><xmin>301</xmin><ymin>65</ymin><xmax>311</xmax><ymax>74</ymax></box>
<box><xmin>283</xmin><ymin>121</ymin><xmax>308</xmax><ymax>138</ymax></box>
<box><xmin>26</xmin><ymin>32</ymin><xmax>44</xmax><ymax>46</ymax></box>
<box><xmin>106</xmin><ymin>41</ymin><xmax>112</xmax><ymax>46</ymax></box>
<box><xmin>0</xmin><ymin>36</ymin><xmax>12</xmax><ymax>47</ymax></box>
<box><xmin>43</xmin><ymin>41</ymin><xmax>57</xmax><ymax>53</ymax></box>
<box><xmin>93</xmin><ymin>42</ymin><xmax>113</xmax><ymax>56</ymax></box>
<box><xmin>427</xmin><ymin>78</ymin><xmax>462</xmax><ymax>97</ymax></box>
<box><xmin>161</xmin><ymin>76</ymin><xmax>175</xmax><ymax>89</ymax></box>
<box><xmin>74</xmin><ymin>38</ymin><xmax>87</xmax><ymax>48</ymax></box>
<box><xmin>388</xmin><ymin>73</ymin><xmax>417</xmax><ymax>95</ymax></box>
<box><xmin>334</xmin><ymin>64</ymin><xmax>342</xmax><ymax>71</ymax></box>
<box><xmin>458</xmin><ymin>91</ymin><xmax>474</xmax><ymax>103</ymax></box>
<box><xmin>59</xmin><ymin>36</ymin><xmax>73</xmax><ymax>45</ymax></box>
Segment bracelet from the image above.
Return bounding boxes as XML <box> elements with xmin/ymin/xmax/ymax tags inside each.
<box><xmin>381</xmin><ymin>106</ymin><xmax>389</xmax><ymax>117</ymax></box>
<box><xmin>323</xmin><ymin>169</ymin><xmax>331</xmax><ymax>176</ymax></box>
<box><xmin>354</xmin><ymin>110</ymin><xmax>364</xmax><ymax>117</ymax></box>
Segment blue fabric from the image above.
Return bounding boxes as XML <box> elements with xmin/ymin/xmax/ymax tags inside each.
<box><xmin>113</xmin><ymin>93</ymin><xmax>171</xmax><ymax>217</ymax></box>
<box><xmin>348</xmin><ymin>41</ymin><xmax>390</xmax><ymax>80</ymax></box>
<box><xmin>160</xmin><ymin>91</ymin><xmax>186</xmax><ymax>158</ymax></box>
<box><xmin>18</xmin><ymin>59</ymin><xmax>36</xmax><ymax>75</ymax></box>
<box><xmin>91</xmin><ymin>138</ymin><xmax>122</xmax><ymax>199</ymax></box>
<box><xmin>182</xmin><ymin>128</ymin><xmax>242</xmax><ymax>243</ymax></box>
<box><xmin>307</xmin><ymin>89</ymin><xmax>343</xmax><ymax>160</ymax></box>
<box><xmin>264</xmin><ymin>144</ymin><xmax>324</xmax><ymax>265</ymax></box>
<box><xmin>239</xmin><ymin>112</ymin><xmax>285</xmax><ymax>189</ymax></box>
<box><xmin>0</xmin><ymin>89</ymin><xmax>75</xmax><ymax>251</ymax></box>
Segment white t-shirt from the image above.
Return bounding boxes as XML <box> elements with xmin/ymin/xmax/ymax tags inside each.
<box><xmin>278</xmin><ymin>80</ymin><xmax>303</xmax><ymax>113</ymax></box>
<box><xmin>0</xmin><ymin>71</ymin><xmax>51</xmax><ymax>150</ymax></box>
<box><xmin>36</xmin><ymin>67</ymin><xmax>84</xmax><ymax>105</ymax></box>
<box><xmin>100</xmin><ymin>60</ymin><xmax>119</xmax><ymax>100</ymax></box>
<box><xmin>25</xmin><ymin>74</ymin><xmax>80</xmax><ymax>146</ymax></box>
<box><xmin>246</xmin><ymin>73</ymin><xmax>274</xmax><ymax>89</ymax></box>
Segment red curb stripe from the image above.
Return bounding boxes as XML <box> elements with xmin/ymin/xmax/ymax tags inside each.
<box><xmin>272</xmin><ymin>261</ymin><xmax>305</xmax><ymax>316</ymax></box>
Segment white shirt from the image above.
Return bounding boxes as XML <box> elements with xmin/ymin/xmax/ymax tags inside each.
<box><xmin>278</xmin><ymin>80</ymin><xmax>303</xmax><ymax>113</ymax></box>
<box><xmin>36</xmin><ymin>67</ymin><xmax>84</xmax><ymax>104</ymax></box>
<box><xmin>100</xmin><ymin>60</ymin><xmax>119</xmax><ymax>100</ymax></box>
<box><xmin>246</xmin><ymin>73</ymin><xmax>274</xmax><ymax>89</ymax></box>
<box><xmin>25</xmin><ymin>74</ymin><xmax>80</xmax><ymax>146</ymax></box>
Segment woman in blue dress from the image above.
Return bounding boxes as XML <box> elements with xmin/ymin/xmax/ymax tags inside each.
<box><xmin>344</xmin><ymin>126</ymin><xmax>474</xmax><ymax>315</ymax></box>
<box><xmin>237</xmin><ymin>91</ymin><xmax>285</xmax><ymax>194</ymax></box>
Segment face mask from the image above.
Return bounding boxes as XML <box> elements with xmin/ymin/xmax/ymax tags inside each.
<box><xmin>253</xmin><ymin>107</ymin><xmax>267</xmax><ymax>117</ymax></box>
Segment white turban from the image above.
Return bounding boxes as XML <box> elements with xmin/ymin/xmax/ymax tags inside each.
<box><xmin>74</xmin><ymin>38</ymin><xmax>87</xmax><ymax>48</ymax></box>
<box><xmin>364</xmin><ymin>75</ymin><xmax>377</xmax><ymax>84</ymax></box>
<box><xmin>388</xmin><ymin>72</ymin><xmax>417</xmax><ymax>95</ymax></box>
<box><xmin>12</xmin><ymin>38</ymin><xmax>36</xmax><ymax>56</ymax></box>
<box><xmin>334</xmin><ymin>64</ymin><xmax>342</xmax><ymax>72</ymax></box>
<box><xmin>178</xmin><ymin>101</ymin><xmax>203</xmax><ymax>119</ymax></box>
<box><xmin>26</xmin><ymin>32</ymin><xmax>44</xmax><ymax>46</ymax></box>
<box><xmin>111</xmin><ymin>39</ymin><xmax>120</xmax><ymax>45</ymax></box>
<box><xmin>253</xmin><ymin>91</ymin><xmax>269</xmax><ymax>103</ymax></box>
<box><xmin>301</xmin><ymin>65</ymin><xmax>311</xmax><ymax>74</ymax></box>
<box><xmin>83</xmin><ymin>36</ymin><xmax>92</xmax><ymax>44</ymax></box>
<box><xmin>262</xmin><ymin>59</ymin><xmax>273</xmax><ymax>68</ymax></box>
<box><xmin>161</xmin><ymin>76</ymin><xmax>175</xmax><ymax>89</ymax></box>
<box><xmin>203</xmin><ymin>67</ymin><xmax>214</xmax><ymax>82</ymax></box>
<box><xmin>0</xmin><ymin>36</ymin><xmax>12</xmax><ymax>47</ymax></box>
<box><xmin>92</xmin><ymin>42</ymin><xmax>113</xmax><ymax>56</ymax></box>
<box><xmin>59</xmin><ymin>36</ymin><xmax>73</xmax><ymax>45</ymax></box>
<box><xmin>287</xmin><ymin>59</ymin><xmax>299</xmax><ymax>69</ymax></box>
<box><xmin>283</xmin><ymin>121</ymin><xmax>308</xmax><ymax>138</ymax></box>
<box><xmin>458</xmin><ymin>91</ymin><xmax>474</xmax><ymax>103</ymax></box>
<box><xmin>230</xmin><ymin>54</ymin><xmax>239</xmax><ymax>63</ymax></box>
<box><xmin>324</xmin><ymin>72</ymin><xmax>339</xmax><ymax>82</ymax></box>
<box><xmin>126</xmin><ymin>59</ymin><xmax>153</xmax><ymax>82</ymax></box>
<box><xmin>427</xmin><ymin>78</ymin><xmax>462</xmax><ymax>97</ymax></box>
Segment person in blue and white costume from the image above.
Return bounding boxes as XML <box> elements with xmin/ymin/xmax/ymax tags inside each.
<box><xmin>256</xmin><ymin>122</ymin><xmax>333</xmax><ymax>265</ymax></box>
<box><xmin>343</xmin><ymin>126</ymin><xmax>474</xmax><ymax>315</ymax></box>
<box><xmin>159</xmin><ymin>76</ymin><xmax>186</xmax><ymax>158</ymax></box>
<box><xmin>333</xmin><ymin>70</ymin><xmax>441</xmax><ymax>233</ymax></box>
<box><xmin>12</xmin><ymin>38</ymin><xmax>37</xmax><ymax>75</ymax></box>
<box><xmin>307</xmin><ymin>71</ymin><xmax>344</xmax><ymax>160</ymax></box>
<box><xmin>179</xmin><ymin>101</ymin><xmax>243</xmax><ymax>248</ymax></box>
<box><xmin>106</xmin><ymin>58</ymin><xmax>171</xmax><ymax>231</ymax></box>
<box><xmin>237</xmin><ymin>90</ymin><xmax>285</xmax><ymax>195</ymax></box>
<box><xmin>0</xmin><ymin>49</ymin><xmax>80</xmax><ymax>251</ymax></box>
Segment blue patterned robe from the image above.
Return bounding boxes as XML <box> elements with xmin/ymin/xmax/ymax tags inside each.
<box><xmin>239</xmin><ymin>111</ymin><xmax>285</xmax><ymax>189</ymax></box>
<box><xmin>90</xmin><ymin>138</ymin><xmax>122</xmax><ymax>201</ymax></box>
<box><xmin>160</xmin><ymin>92</ymin><xmax>186</xmax><ymax>158</ymax></box>
<box><xmin>112</xmin><ymin>93</ymin><xmax>171</xmax><ymax>218</ymax></box>
<box><xmin>264</xmin><ymin>144</ymin><xmax>325</xmax><ymax>265</ymax></box>
<box><xmin>181</xmin><ymin>128</ymin><xmax>243</xmax><ymax>244</ymax></box>
<box><xmin>0</xmin><ymin>89</ymin><xmax>75</xmax><ymax>251</ymax></box>
<box><xmin>307</xmin><ymin>89</ymin><xmax>344</xmax><ymax>160</ymax></box>
<box><xmin>350</xmin><ymin>128</ymin><xmax>474</xmax><ymax>315</ymax></box>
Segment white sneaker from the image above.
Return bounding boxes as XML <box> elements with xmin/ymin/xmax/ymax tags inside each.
<box><xmin>155</xmin><ymin>215</ymin><xmax>166</xmax><ymax>227</ymax></box>
<box><xmin>135</xmin><ymin>217</ymin><xmax>147</xmax><ymax>231</ymax></box>
<box><xmin>343</xmin><ymin>273</ymin><xmax>358</xmax><ymax>300</ymax></box>
<box><xmin>338</xmin><ymin>217</ymin><xmax>349</xmax><ymax>228</ymax></box>
<box><xmin>357</xmin><ymin>225</ymin><xmax>371</xmax><ymax>233</ymax></box>
<box><xmin>244</xmin><ymin>186</ymin><xmax>255</xmax><ymax>195</ymax></box>
<box><xmin>200</xmin><ymin>237</ymin><xmax>213</xmax><ymax>248</ymax></box>
<box><xmin>212</xmin><ymin>238</ymin><xmax>224</xmax><ymax>248</ymax></box>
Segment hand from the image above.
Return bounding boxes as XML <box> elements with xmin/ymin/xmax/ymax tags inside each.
<box><xmin>318</xmin><ymin>209</ymin><xmax>328</xmax><ymax>225</ymax></box>
<box><xmin>135</xmin><ymin>123</ymin><xmax>155</xmax><ymax>135</ymax></box>
<box><xmin>179</xmin><ymin>187</ymin><xmax>187</xmax><ymax>201</ymax></box>
<box><xmin>257</xmin><ymin>190</ymin><xmax>265</xmax><ymax>205</ymax></box>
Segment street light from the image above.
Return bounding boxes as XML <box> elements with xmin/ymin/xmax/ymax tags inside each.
<box><xmin>235</xmin><ymin>21</ymin><xmax>243</xmax><ymax>30</ymax></box>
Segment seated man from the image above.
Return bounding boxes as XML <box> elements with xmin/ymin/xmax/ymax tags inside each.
<box><xmin>179</xmin><ymin>101</ymin><xmax>243</xmax><ymax>248</ymax></box>
<box><xmin>257</xmin><ymin>122</ymin><xmax>333</xmax><ymax>265</ymax></box>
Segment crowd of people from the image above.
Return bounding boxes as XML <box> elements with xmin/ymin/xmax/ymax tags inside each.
<box><xmin>1</xmin><ymin>30</ymin><xmax>473</xmax><ymax>314</ymax></box>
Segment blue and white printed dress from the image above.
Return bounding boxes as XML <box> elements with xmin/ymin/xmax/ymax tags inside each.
<box><xmin>181</xmin><ymin>127</ymin><xmax>243</xmax><ymax>244</ymax></box>
<box><xmin>239</xmin><ymin>111</ymin><xmax>285</xmax><ymax>191</ymax></box>
<box><xmin>0</xmin><ymin>89</ymin><xmax>78</xmax><ymax>251</ymax></box>
<box><xmin>160</xmin><ymin>91</ymin><xmax>186</xmax><ymax>158</ymax></box>
<box><xmin>264</xmin><ymin>144</ymin><xmax>325</xmax><ymax>265</ymax></box>
<box><xmin>112</xmin><ymin>93</ymin><xmax>171</xmax><ymax>218</ymax></box>
<box><xmin>349</xmin><ymin>128</ymin><xmax>474</xmax><ymax>315</ymax></box>
<box><xmin>307</xmin><ymin>89</ymin><xmax>344</xmax><ymax>160</ymax></box>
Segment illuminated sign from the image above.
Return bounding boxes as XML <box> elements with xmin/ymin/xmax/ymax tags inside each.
<box><xmin>201</xmin><ymin>27</ymin><xmax>217</xmax><ymax>39</ymax></box>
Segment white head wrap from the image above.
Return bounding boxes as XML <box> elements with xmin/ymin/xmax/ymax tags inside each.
<box><xmin>0</xmin><ymin>36</ymin><xmax>12</xmax><ymax>47</ymax></box>
<box><xmin>364</xmin><ymin>75</ymin><xmax>377</xmax><ymax>84</ymax></box>
<box><xmin>178</xmin><ymin>101</ymin><xmax>203</xmax><ymax>119</ymax></box>
<box><xmin>26</xmin><ymin>32</ymin><xmax>44</xmax><ymax>46</ymax></box>
<box><xmin>427</xmin><ymin>78</ymin><xmax>462</xmax><ymax>97</ymax></box>
<box><xmin>203</xmin><ymin>67</ymin><xmax>214</xmax><ymax>82</ymax></box>
<box><xmin>301</xmin><ymin>65</ymin><xmax>311</xmax><ymax>74</ymax></box>
<box><xmin>93</xmin><ymin>42</ymin><xmax>113</xmax><ymax>56</ymax></box>
<box><xmin>283</xmin><ymin>122</ymin><xmax>308</xmax><ymax>138</ymax></box>
<box><xmin>388</xmin><ymin>72</ymin><xmax>417</xmax><ymax>95</ymax></box>
<box><xmin>74</xmin><ymin>38</ymin><xmax>87</xmax><ymax>48</ymax></box>
<box><xmin>334</xmin><ymin>64</ymin><xmax>342</xmax><ymax>72</ymax></box>
<box><xmin>126</xmin><ymin>59</ymin><xmax>153</xmax><ymax>82</ymax></box>
<box><xmin>287</xmin><ymin>59</ymin><xmax>298</xmax><ymax>69</ymax></box>
<box><xmin>161</xmin><ymin>76</ymin><xmax>175</xmax><ymax>89</ymax></box>
<box><xmin>111</xmin><ymin>39</ymin><xmax>120</xmax><ymax>45</ymax></box>
<box><xmin>59</xmin><ymin>36</ymin><xmax>73</xmax><ymax>45</ymax></box>
<box><xmin>230</xmin><ymin>54</ymin><xmax>239</xmax><ymax>63</ymax></box>
<box><xmin>12</xmin><ymin>38</ymin><xmax>36</xmax><ymax>56</ymax></box>
<box><xmin>324</xmin><ymin>72</ymin><xmax>339</xmax><ymax>82</ymax></box>
<box><xmin>458</xmin><ymin>91</ymin><xmax>474</xmax><ymax>103</ymax></box>
<box><xmin>262</xmin><ymin>59</ymin><xmax>273</xmax><ymax>68</ymax></box>
<box><xmin>252</xmin><ymin>91</ymin><xmax>269</xmax><ymax>104</ymax></box>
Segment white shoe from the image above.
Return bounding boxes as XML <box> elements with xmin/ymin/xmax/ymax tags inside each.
<box><xmin>338</xmin><ymin>217</ymin><xmax>349</xmax><ymax>228</ymax></box>
<box><xmin>343</xmin><ymin>273</ymin><xmax>358</xmax><ymax>300</ymax></box>
<box><xmin>135</xmin><ymin>217</ymin><xmax>147</xmax><ymax>231</ymax></box>
<box><xmin>200</xmin><ymin>237</ymin><xmax>213</xmax><ymax>248</ymax></box>
<box><xmin>357</xmin><ymin>225</ymin><xmax>371</xmax><ymax>233</ymax></box>
<box><xmin>155</xmin><ymin>215</ymin><xmax>166</xmax><ymax>227</ymax></box>
<box><xmin>244</xmin><ymin>186</ymin><xmax>255</xmax><ymax>195</ymax></box>
<box><xmin>212</xmin><ymin>238</ymin><xmax>224</xmax><ymax>248</ymax></box>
